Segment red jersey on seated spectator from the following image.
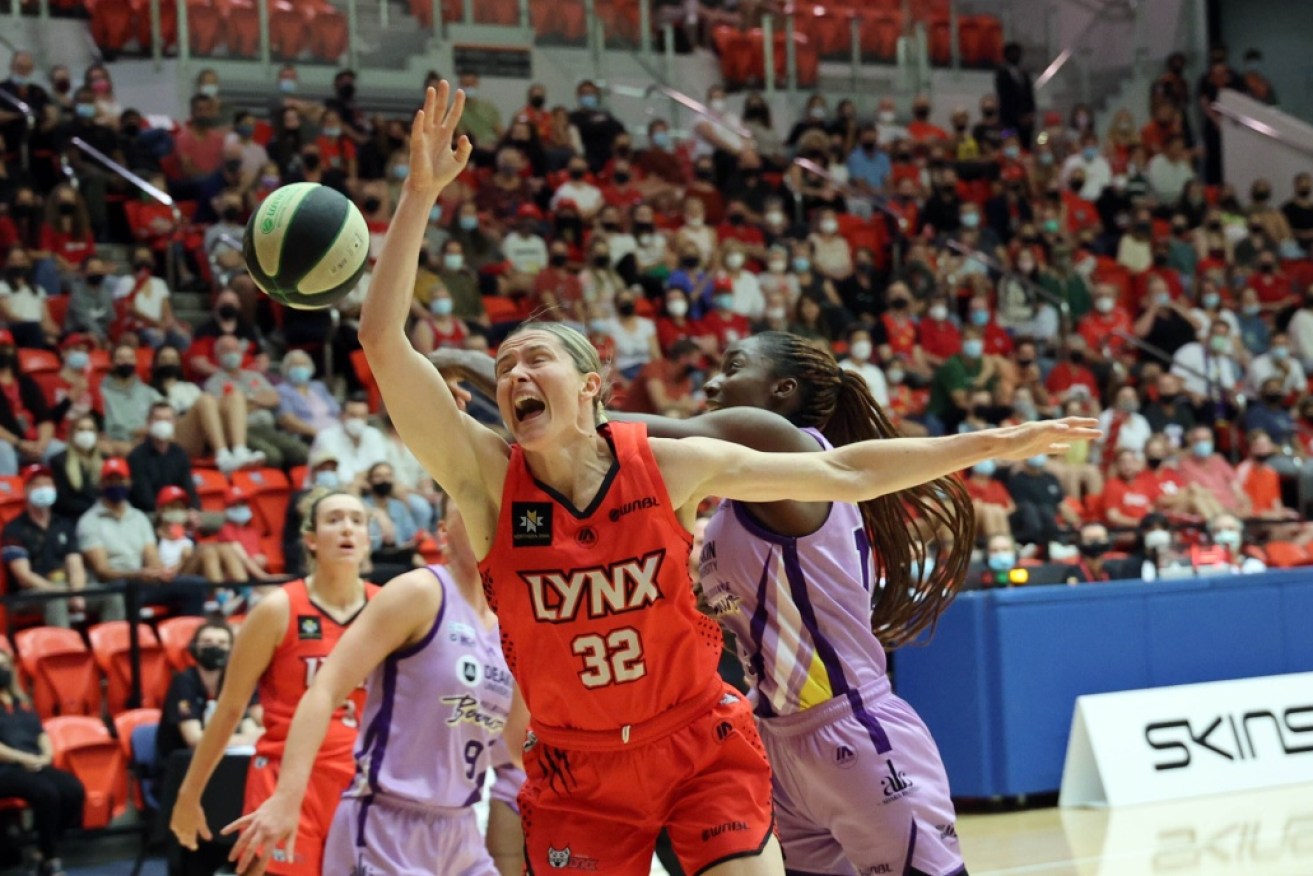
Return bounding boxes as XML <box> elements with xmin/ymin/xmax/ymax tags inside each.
<box><xmin>1062</xmin><ymin>191</ymin><xmax>1101</xmax><ymax>235</ymax></box>
<box><xmin>877</xmin><ymin>306</ymin><xmax>920</xmax><ymax>361</ymax></box>
<box><xmin>40</xmin><ymin>225</ymin><xmax>94</xmax><ymax>266</ymax></box>
<box><xmin>1078</xmin><ymin>301</ymin><xmax>1133</xmax><ymax>357</ymax></box>
<box><xmin>1131</xmin><ymin>266</ymin><xmax>1184</xmax><ymax>310</ymax></box>
<box><xmin>655</xmin><ymin>290</ymin><xmax>707</xmax><ymax>355</ymax></box>
<box><xmin>964</xmin><ymin>471</ymin><xmax>1012</xmax><ymax>507</ymax></box>
<box><xmin>1045</xmin><ymin>352</ymin><xmax>1099</xmax><ymax>399</ymax></box>
<box><xmin>1102</xmin><ymin>450</ymin><xmax>1161</xmax><ymax>526</ymax></box>
<box><xmin>620</xmin><ymin>341</ymin><xmax>702</xmax><ymax>417</ymax></box>
<box><xmin>918</xmin><ymin>310</ymin><xmax>962</xmax><ymax>362</ymax></box>
<box><xmin>1247</xmin><ymin>258</ymin><xmax>1293</xmax><ymax>308</ymax></box>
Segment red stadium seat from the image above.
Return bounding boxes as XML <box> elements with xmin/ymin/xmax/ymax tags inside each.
<box><xmin>858</xmin><ymin>9</ymin><xmax>902</xmax><ymax>62</ymax></box>
<box><xmin>88</xmin><ymin>0</ymin><xmax>136</xmax><ymax>54</ymax></box>
<box><xmin>45</xmin><ymin>716</ymin><xmax>126</xmax><ymax>828</ymax></box>
<box><xmin>156</xmin><ymin>615</ymin><xmax>206</xmax><ymax>671</ymax></box>
<box><xmin>269</xmin><ymin>3</ymin><xmax>309</xmax><ymax>59</ymax></box>
<box><xmin>0</xmin><ymin>634</ymin><xmax>10</xmax><ymax>656</ymax></box>
<box><xmin>192</xmin><ymin>468</ymin><xmax>230</xmax><ymax>514</ymax></box>
<box><xmin>88</xmin><ymin>621</ymin><xmax>169</xmax><ymax>713</ymax></box>
<box><xmin>45</xmin><ymin>296</ymin><xmax>69</xmax><ymax>330</ymax></box>
<box><xmin>0</xmin><ymin>476</ymin><xmax>26</xmax><ymax>525</ymax></box>
<box><xmin>925</xmin><ymin>12</ymin><xmax>952</xmax><ymax>65</ymax></box>
<box><xmin>18</xmin><ymin>348</ymin><xmax>59</xmax><ymax>376</ymax></box>
<box><xmin>309</xmin><ymin>8</ymin><xmax>350</xmax><ymax>61</ymax></box>
<box><xmin>224</xmin><ymin>1</ymin><xmax>262</xmax><ymax>57</ymax></box>
<box><xmin>712</xmin><ymin>26</ymin><xmax>752</xmax><ymax>88</ymax></box>
<box><xmin>112</xmin><ymin>708</ymin><xmax>160</xmax><ymax>811</ymax></box>
<box><xmin>185</xmin><ymin>1</ymin><xmax>224</xmax><ymax>55</ymax></box>
<box><xmin>973</xmin><ymin>14</ymin><xmax>1003</xmax><ymax>66</ymax></box>
<box><xmin>13</xmin><ymin>627</ymin><xmax>101</xmax><ymax>719</ymax></box>
<box><xmin>476</xmin><ymin>0</ymin><xmax>520</xmax><ymax>26</ymax></box>
<box><xmin>232</xmin><ymin>468</ymin><xmax>291</xmax><ymax>537</ymax></box>
<box><xmin>596</xmin><ymin>0</ymin><xmax>640</xmax><ymax>46</ymax></box>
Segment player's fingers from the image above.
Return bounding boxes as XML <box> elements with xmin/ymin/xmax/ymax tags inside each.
<box><xmin>221</xmin><ymin>813</ymin><xmax>253</xmax><ymax>836</ymax></box>
<box><xmin>198</xmin><ymin>820</ymin><xmax>213</xmax><ymax>842</ymax></box>
<box><xmin>455</xmin><ymin>134</ymin><xmax>474</xmax><ymax>166</ymax></box>
<box><xmin>444</xmin><ymin>88</ymin><xmax>467</xmax><ymax>131</ymax></box>
<box><xmin>233</xmin><ymin>836</ymin><xmax>259</xmax><ymax>872</ymax></box>
<box><xmin>424</xmin><ymin>84</ymin><xmax>438</xmax><ymax>122</ymax></box>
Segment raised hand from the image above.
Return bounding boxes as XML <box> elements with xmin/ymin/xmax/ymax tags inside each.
<box><xmin>222</xmin><ymin>792</ymin><xmax>302</xmax><ymax>876</ymax></box>
<box><xmin>994</xmin><ymin>417</ymin><xmax>1102</xmax><ymax>463</ymax></box>
<box><xmin>405</xmin><ymin>82</ymin><xmax>474</xmax><ymax>199</ymax></box>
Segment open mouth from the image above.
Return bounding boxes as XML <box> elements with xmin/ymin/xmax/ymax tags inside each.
<box><xmin>513</xmin><ymin>396</ymin><xmax>546</xmax><ymax>423</ymax></box>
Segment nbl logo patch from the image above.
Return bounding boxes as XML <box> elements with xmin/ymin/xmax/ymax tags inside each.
<box><xmin>512</xmin><ymin>502</ymin><xmax>553</xmax><ymax>547</ymax></box>
<box><xmin>297</xmin><ymin>616</ymin><xmax>322</xmax><ymax>640</ymax></box>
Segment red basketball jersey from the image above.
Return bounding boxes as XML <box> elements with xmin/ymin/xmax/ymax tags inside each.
<box><xmin>480</xmin><ymin>421</ymin><xmax>722</xmax><ymax>733</ymax></box>
<box><xmin>255</xmin><ymin>578</ymin><xmax>379</xmax><ymax>762</ymax></box>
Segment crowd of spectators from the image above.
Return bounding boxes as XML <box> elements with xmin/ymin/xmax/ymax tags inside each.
<box><xmin>0</xmin><ymin>35</ymin><xmax>1309</xmax><ymax>610</ymax></box>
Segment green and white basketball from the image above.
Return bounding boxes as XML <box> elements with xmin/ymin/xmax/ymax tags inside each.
<box><xmin>243</xmin><ymin>182</ymin><xmax>369</xmax><ymax>310</ymax></box>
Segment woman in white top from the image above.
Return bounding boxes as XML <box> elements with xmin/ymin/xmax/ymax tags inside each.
<box><xmin>117</xmin><ymin>246</ymin><xmax>191</xmax><ymax>350</ymax></box>
<box><xmin>578</xmin><ymin>236</ymin><xmax>626</xmax><ymax>315</ymax></box>
<box><xmin>603</xmin><ymin>287</ymin><xmax>661</xmax><ymax>380</ymax></box>
<box><xmin>150</xmin><ymin>345</ymin><xmax>263</xmax><ymax>475</ymax></box>
<box><xmin>719</xmin><ymin>241</ymin><xmax>765</xmax><ymax>320</ymax></box>
<box><xmin>674</xmin><ymin>198</ymin><xmax>717</xmax><ymax>263</ymax></box>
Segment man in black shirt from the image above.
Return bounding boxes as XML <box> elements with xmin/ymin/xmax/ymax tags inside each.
<box><xmin>568</xmin><ymin>80</ymin><xmax>625</xmax><ymax>173</ymax></box>
<box><xmin>0</xmin><ymin>51</ymin><xmax>52</xmax><ymax>175</ymax></box>
<box><xmin>127</xmin><ymin>404</ymin><xmax>199</xmax><ymax>513</ymax></box>
<box><xmin>1006</xmin><ymin>456</ymin><xmax>1075</xmax><ymax>549</ymax></box>
<box><xmin>323</xmin><ymin>68</ymin><xmax>368</xmax><ymax>144</ymax></box>
<box><xmin>1</xmin><ymin>465</ymin><xmax>116</xmax><ymax>628</ymax></box>
<box><xmin>54</xmin><ymin>86</ymin><xmax>122</xmax><ymax>237</ymax></box>
<box><xmin>156</xmin><ymin>619</ymin><xmax>261</xmax><ymax>762</ymax></box>
<box><xmin>1282</xmin><ymin>172</ymin><xmax>1313</xmax><ymax>256</ymax></box>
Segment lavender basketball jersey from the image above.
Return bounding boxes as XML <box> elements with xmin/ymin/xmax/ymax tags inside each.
<box><xmin>347</xmin><ymin>565</ymin><xmax>514</xmax><ymax>809</ymax></box>
<box><xmin>699</xmin><ymin>428</ymin><xmax>887</xmax><ymax>718</ymax></box>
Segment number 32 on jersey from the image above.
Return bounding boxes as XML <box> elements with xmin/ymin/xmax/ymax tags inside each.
<box><xmin>571</xmin><ymin>627</ymin><xmax>646</xmax><ymax>688</ymax></box>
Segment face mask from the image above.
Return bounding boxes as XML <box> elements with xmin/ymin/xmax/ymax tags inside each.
<box><xmin>808</xmin><ymin>105</ymin><xmax>826</xmax><ymax>120</ymax></box>
<box><xmin>1038</xmin><ymin>152</ymin><xmax>1054</xmax><ymax>167</ymax></box>
<box><xmin>1042</xmin><ymin>218</ymin><xmax>1060</xmax><ymax>234</ymax></box>
<box><xmin>1202</xmin><ymin>292</ymin><xmax>1220</xmax><ymax>309</ymax></box>
<box><xmin>724</xmin><ymin>252</ymin><xmax>745</xmax><ymax>270</ymax></box>
<box><xmin>659</xmin><ymin>299</ymin><xmax>687</xmax><ymax>319</ymax></box>
<box><xmin>314</xmin><ymin>470</ymin><xmax>340</xmax><ymax>489</ymax></box>
<box><xmin>161</xmin><ymin>508</ymin><xmax>188</xmax><ymax>525</ymax></box>
<box><xmin>73</xmin><ymin>430</ymin><xmax>98</xmax><ymax>452</ymax></box>
<box><xmin>1142</xmin><ymin>529</ymin><xmax>1171</xmax><ymax>552</ymax></box>
<box><xmin>616</xmin><ymin>301</ymin><xmax>636</xmax><ymax>317</ymax></box>
<box><xmin>75</xmin><ymin>103</ymin><xmax>97</xmax><ymax>119</ymax></box>
<box><xmin>1116</xmin><ymin>398</ymin><xmax>1139</xmax><ymax>414</ymax></box>
<box><xmin>686</xmin><ymin>215</ymin><xmax>704</xmax><ymax>228</ymax></box>
<box><xmin>103</xmin><ymin>484</ymin><xmax>130</xmax><ymax>504</ymax></box>
<box><xmin>792</xmin><ymin>257</ymin><xmax>811</xmax><ymax>274</ymax></box>
<box><xmin>427</xmin><ymin>205</ymin><xmax>444</xmax><ymax>224</ymax></box>
<box><xmin>848</xmin><ymin>339</ymin><xmax>872</xmax><ymax>361</ymax></box>
<box><xmin>1270</xmin><ymin>344</ymin><xmax>1289</xmax><ymax>362</ymax></box>
<box><xmin>999</xmin><ymin>144</ymin><xmax>1021</xmax><ymax>160</ymax></box>
<box><xmin>226</xmin><ymin>505</ymin><xmax>253</xmax><ymax>525</ymax></box>
<box><xmin>886</xmin><ymin>368</ymin><xmax>904</xmax><ymax>384</ymax></box>
<box><xmin>4</xmin><ymin>267</ymin><xmax>27</xmax><ymax>286</ymax></box>
<box><xmin>1213</xmin><ymin>529</ymin><xmax>1241</xmax><ymax>548</ymax></box>
<box><xmin>362</xmin><ymin>196</ymin><xmax>382</xmax><ymax>214</ymax></box>
<box><xmin>370</xmin><ymin>481</ymin><xmax>394</xmax><ymax>498</ymax></box>
<box><xmin>261</xmin><ymin>174</ymin><xmax>280</xmax><ymax>189</ymax></box>
<box><xmin>220</xmin><ymin>352</ymin><xmax>243</xmax><ymax>371</ymax></box>
<box><xmin>680</xmin><ymin>255</ymin><xmax>700</xmax><ymax>270</ymax></box>
<box><xmin>392</xmin><ymin>164</ymin><xmax>410</xmax><ymax>180</ymax></box>
<box><xmin>29</xmin><ymin>485</ymin><xmax>56</xmax><ymax>509</ymax></box>
<box><xmin>579</xmin><ymin>93</ymin><xmax>599</xmax><ymax>110</ymax></box>
<box><xmin>1027</xmin><ymin>455</ymin><xmax>1048</xmax><ymax>468</ymax></box>
<box><xmin>819</xmin><ymin>218</ymin><xmax>838</xmax><ymax>235</ymax></box>
<box><xmin>890</xmin><ymin>298</ymin><xmax>909</xmax><ymax>311</ymax></box>
<box><xmin>962</xmin><ymin>339</ymin><xmax>984</xmax><ymax>359</ymax></box>
<box><xmin>652</xmin><ymin>130</ymin><xmax>671</xmax><ymax>150</ymax></box>
<box><xmin>113</xmin><ymin>363</ymin><xmax>137</xmax><ymax>380</ymax></box>
<box><xmin>199</xmin><ymin>82</ymin><xmax>219</xmax><ymax>98</ymax></box>
<box><xmin>1192</xmin><ymin>440</ymin><xmax>1213</xmax><ymax>458</ymax></box>
<box><xmin>0</xmin><ymin>668</ymin><xmax>11</xmax><ymax>689</ymax></box>
<box><xmin>336</xmin><ymin>81</ymin><xmax>356</xmax><ymax>100</ymax></box>
<box><xmin>1079</xmin><ymin>541</ymin><xmax>1110</xmax><ymax>558</ymax></box>
<box><xmin>765</xmin><ymin>306</ymin><xmax>787</xmax><ymax>321</ymax></box>
<box><xmin>1253</xmin><ymin>190</ymin><xmax>1270</xmax><ymax>203</ymax></box>
<box><xmin>1208</xmin><ymin>335</ymin><xmax>1229</xmax><ymax>354</ymax></box>
<box><xmin>1082</xmin><ymin>147</ymin><xmax>1098</xmax><ymax>162</ymax></box>
<box><xmin>973</xmin><ymin>459</ymin><xmax>997</xmax><ymax>477</ymax></box>
<box><xmin>196</xmin><ymin>645</ymin><xmax>229</xmax><ymax>671</ymax></box>
<box><xmin>85</xmin><ymin>271</ymin><xmax>105</xmax><ymax>286</ymax></box>
<box><xmin>613</xmin><ymin>170</ymin><xmax>632</xmax><ymax>185</ymax></box>
<box><xmin>909</xmin><ymin>556</ymin><xmax>935</xmax><ymax>581</ymax></box>
<box><xmin>969</xmin><ymin>309</ymin><xmax>990</xmax><ymax>327</ymax></box>
<box><xmin>282</xmin><ymin>364</ymin><xmax>312</xmax><ymax>385</ymax></box>
<box><xmin>714</xmin><ymin>294</ymin><xmax>734</xmax><ymax>311</ymax></box>
<box><xmin>549</xmin><ymin>253</ymin><xmax>568</xmax><ymax>267</ymax></box>
<box><xmin>928</xmin><ymin>304</ymin><xmax>948</xmax><ymax>322</ymax></box>
<box><xmin>1095</xmin><ymin>297</ymin><xmax>1116</xmax><ymax>315</ymax></box>
<box><xmin>343</xmin><ymin>418</ymin><xmax>366</xmax><ymax>438</ymax></box>
<box><xmin>709</xmin><ymin>97</ymin><xmax>727</xmax><ymax>114</ymax></box>
<box><xmin>960</xmin><ymin>211</ymin><xmax>980</xmax><ymax>229</ymax></box>
<box><xmin>301</xmin><ymin>154</ymin><xmax>321</xmax><ymax>171</ymax></box>
<box><xmin>459</xmin><ymin>215</ymin><xmax>479</xmax><ymax>231</ymax></box>
<box><xmin>65</xmin><ymin>350</ymin><xmax>89</xmax><ymax>371</ymax></box>
<box><xmin>149</xmin><ymin>420</ymin><xmax>175</xmax><ymax>442</ymax></box>
<box><xmin>987</xmin><ymin>552</ymin><xmax>1016</xmax><ymax>572</ymax></box>
<box><xmin>443</xmin><ymin>254</ymin><xmax>465</xmax><ymax>271</ymax></box>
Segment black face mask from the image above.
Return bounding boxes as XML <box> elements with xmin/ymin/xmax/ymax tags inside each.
<box><xmin>224</xmin><ymin>158</ymin><xmax>242</xmax><ymax>174</ymax></box>
<box><xmin>388</xmin><ymin>135</ymin><xmax>405</xmax><ymax>150</ymax></box>
<box><xmin>727</xmin><ymin>213</ymin><xmax>744</xmax><ymax>226</ymax></box>
<box><xmin>301</xmin><ymin>154</ymin><xmax>321</xmax><ymax>171</ymax></box>
<box><xmin>85</xmin><ymin>273</ymin><xmax>105</xmax><ymax>286</ymax></box>
<box><xmin>694</xmin><ymin>168</ymin><xmax>714</xmax><ymax>181</ymax></box>
<box><xmin>634</xmin><ymin>222</ymin><xmax>654</xmax><ymax>236</ymax></box>
<box><xmin>549</xmin><ymin>253</ymin><xmax>568</xmax><ymax>267</ymax></box>
<box><xmin>217</xmin><ymin>304</ymin><xmax>239</xmax><ymax>321</ymax></box>
<box><xmin>370</xmin><ymin>480</ymin><xmax>393</xmax><ymax>497</ymax></box>
<box><xmin>5</xmin><ymin>268</ymin><xmax>28</xmax><ymax>286</ymax></box>
<box><xmin>890</xmin><ymin>298</ymin><xmax>909</xmax><ymax>310</ymax></box>
<box><xmin>1253</xmin><ymin>190</ymin><xmax>1270</xmax><ymax>203</ymax></box>
<box><xmin>613</xmin><ymin>171</ymin><xmax>631</xmax><ymax>185</ymax></box>
<box><xmin>337</xmin><ymin>82</ymin><xmax>356</xmax><ymax>101</ymax></box>
<box><xmin>154</xmin><ymin>364</ymin><xmax>180</xmax><ymax>381</ymax></box>
<box><xmin>0</xmin><ymin>350</ymin><xmax>13</xmax><ymax>369</ymax></box>
<box><xmin>617</xmin><ymin>301</ymin><xmax>636</xmax><ymax>317</ymax></box>
<box><xmin>196</xmin><ymin>645</ymin><xmax>229</xmax><ymax>671</ymax></box>
<box><xmin>1260</xmin><ymin>263</ymin><xmax>1276</xmax><ymax>274</ymax></box>
<box><xmin>592</xmin><ymin>255</ymin><xmax>610</xmax><ymax>269</ymax></box>
<box><xmin>113</xmin><ymin>363</ymin><xmax>137</xmax><ymax>379</ymax></box>
<box><xmin>971</xmin><ymin>404</ymin><xmax>991</xmax><ymax>419</ymax></box>
<box><xmin>0</xmin><ymin>668</ymin><xmax>11</xmax><ymax>689</ymax></box>
<box><xmin>363</xmin><ymin>197</ymin><xmax>382</xmax><ymax>213</ymax></box>
<box><xmin>121</xmin><ymin>122</ymin><xmax>140</xmax><ymax>138</ymax></box>
<box><xmin>1145</xmin><ymin>456</ymin><xmax>1163</xmax><ymax>470</ymax></box>
<box><xmin>862</xmin><ymin>140</ymin><xmax>878</xmax><ymax>152</ymax></box>
<box><xmin>613</xmin><ymin>146</ymin><xmax>631</xmax><ymax>159</ymax></box>
<box><xmin>1253</xmin><ymin>452</ymin><xmax>1275</xmax><ymax>463</ymax></box>
<box><xmin>1298</xmin><ymin>187</ymin><xmax>1313</xmax><ymax>199</ymax></box>
<box><xmin>568</xmin><ymin>168</ymin><xmax>586</xmax><ymax>180</ymax></box>
<box><xmin>1134</xmin><ymin>222</ymin><xmax>1152</xmax><ymax>234</ymax></box>
<box><xmin>1069</xmin><ymin>179</ymin><xmax>1085</xmax><ymax>193</ymax></box>
<box><xmin>222</xmin><ymin>206</ymin><xmax>241</xmax><ymax>223</ymax></box>
<box><xmin>58</xmin><ymin>202</ymin><xmax>76</xmax><ymax>216</ymax></box>
<box><xmin>680</xmin><ymin>255</ymin><xmax>700</xmax><ymax>270</ymax></box>
<box><xmin>913</xmin><ymin>107</ymin><xmax>930</xmax><ymax>120</ymax></box>
<box><xmin>528</xmin><ymin>94</ymin><xmax>545</xmax><ymax>109</ymax></box>
<box><xmin>1079</xmin><ymin>541</ymin><xmax>1110</xmax><ymax>558</ymax></box>
<box><xmin>134</xmin><ymin>260</ymin><xmax>154</xmax><ymax>273</ymax></box>
<box><xmin>601</xmin><ymin>222</ymin><xmax>620</xmax><ymax>233</ymax></box>
<box><xmin>1262</xmin><ymin>391</ymin><xmax>1284</xmax><ymax>405</ymax></box>
<box><xmin>1069</xmin><ymin>351</ymin><xmax>1086</xmax><ymax>364</ymax></box>
<box><xmin>12</xmin><ymin>203</ymin><xmax>36</xmax><ymax>219</ymax></box>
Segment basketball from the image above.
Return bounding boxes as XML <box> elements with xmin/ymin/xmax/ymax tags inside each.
<box><xmin>242</xmin><ymin>182</ymin><xmax>369</xmax><ymax>310</ymax></box>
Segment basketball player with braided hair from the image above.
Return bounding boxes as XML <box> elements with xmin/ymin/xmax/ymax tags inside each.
<box><xmin>435</xmin><ymin>331</ymin><xmax>975</xmax><ymax>875</ymax></box>
<box><xmin>363</xmin><ymin>82</ymin><xmax>1097</xmax><ymax>876</ymax></box>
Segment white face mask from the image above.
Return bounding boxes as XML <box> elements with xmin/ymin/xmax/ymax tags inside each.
<box><xmin>928</xmin><ymin>304</ymin><xmax>948</xmax><ymax>321</ymax></box>
<box><xmin>878</xmin><ymin>110</ymin><xmax>896</xmax><ymax>124</ymax></box>
<box><xmin>725</xmin><ymin>252</ymin><xmax>745</xmax><ymax>270</ymax></box>
<box><xmin>768</xmin><ymin>259</ymin><xmax>787</xmax><ymax>274</ymax></box>
<box><xmin>766</xmin><ymin>306</ymin><xmax>787</xmax><ymax>321</ymax></box>
<box><xmin>666</xmin><ymin>300</ymin><xmax>688</xmax><ymax>318</ymax></box>
<box><xmin>819</xmin><ymin>218</ymin><xmax>839</xmax><ymax>235</ymax></box>
<box><xmin>709</xmin><ymin>97</ymin><xmax>727</xmax><ymax>114</ymax></box>
<box><xmin>850</xmin><ymin>340</ymin><xmax>872</xmax><ymax>361</ymax></box>
<box><xmin>1095</xmin><ymin>297</ymin><xmax>1115</xmax><ymax>314</ymax></box>
<box><xmin>686</xmin><ymin>216</ymin><xmax>704</xmax><ymax>228</ymax></box>
<box><xmin>765</xmin><ymin>211</ymin><xmax>785</xmax><ymax>227</ymax></box>
<box><xmin>73</xmin><ymin>430</ymin><xmax>98</xmax><ymax>452</ymax></box>
<box><xmin>343</xmin><ymin>418</ymin><xmax>366</xmax><ymax>438</ymax></box>
<box><xmin>149</xmin><ymin>420</ymin><xmax>175</xmax><ymax>442</ymax></box>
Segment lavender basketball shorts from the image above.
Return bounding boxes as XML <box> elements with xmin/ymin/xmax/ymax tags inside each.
<box><xmin>757</xmin><ymin>678</ymin><xmax>965</xmax><ymax>876</ymax></box>
<box><xmin>322</xmin><ymin>792</ymin><xmax>497</xmax><ymax>876</ymax></box>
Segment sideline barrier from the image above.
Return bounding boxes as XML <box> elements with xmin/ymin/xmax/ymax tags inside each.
<box><xmin>895</xmin><ymin>571</ymin><xmax>1313</xmax><ymax>799</ymax></box>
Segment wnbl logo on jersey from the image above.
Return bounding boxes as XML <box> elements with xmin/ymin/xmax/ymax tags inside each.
<box><xmin>520</xmin><ymin>550</ymin><xmax>666</xmax><ymax>622</ymax></box>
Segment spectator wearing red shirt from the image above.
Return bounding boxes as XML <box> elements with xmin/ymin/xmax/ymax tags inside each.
<box><xmin>716</xmin><ymin>199</ymin><xmax>767</xmax><ymax>250</ymax></box>
<box><xmin>49</xmin><ymin>334</ymin><xmax>103</xmax><ymax>441</ymax></box>
<box><xmin>1248</xmin><ymin>252</ymin><xmax>1295</xmax><ymax>314</ymax></box>
<box><xmin>216</xmin><ymin>486</ymin><xmax>274</xmax><ymax>582</ymax></box>
<box><xmin>531</xmin><ymin>240</ymin><xmax>585</xmax><ymax>322</ymax></box>
<box><xmin>314</xmin><ymin>108</ymin><xmax>358</xmax><ymax>179</ymax></box>
<box><xmin>1078</xmin><ymin>284</ymin><xmax>1134</xmax><ymax>360</ymax></box>
<box><xmin>1045</xmin><ymin>337</ymin><xmax>1100</xmax><ymax>400</ymax></box>
<box><xmin>515</xmin><ymin>83</ymin><xmax>555</xmax><ymax>144</ymax></box>
<box><xmin>1102</xmin><ymin>449</ymin><xmax>1161</xmax><ymax>528</ymax></box>
<box><xmin>174</xmin><ymin>93</ymin><xmax>227</xmax><ymax>180</ymax></box>
<box><xmin>699</xmin><ymin>279</ymin><xmax>751</xmax><ymax>352</ymax></box>
<box><xmin>655</xmin><ymin>288</ymin><xmax>708</xmax><ymax>356</ymax></box>
<box><xmin>907</xmin><ymin>95</ymin><xmax>949</xmax><ymax>142</ymax></box>
<box><xmin>38</xmin><ymin>184</ymin><xmax>95</xmax><ymax>274</ymax></box>
<box><xmin>600</xmin><ymin>160</ymin><xmax>646</xmax><ymax>211</ymax></box>
<box><xmin>964</xmin><ymin>458</ymin><xmax>1015</xmax><ymax>539</ymax></box>
<box><xmin>621</xmin><ymin>339</ymin><xmax>702</xmax><ymax>417</ymax></box>
<box><xmin>1061</xmin><ymin>187</ymin><xmax>1101</xmax><ymax>236</ymax></box>
<box><xmin>965</xmin><ymin>295</ymin><xmax>1014</xmax><ymax>357</ymax></box>
<box><xmin>919</xmin><ymin>295</ymin><xmax>962</xmax><ymax>368</ymax></box>
<box><xmin>874</xmin><ymin>281</ymin><xmax>929</xmax><ymax>380</ymax></box>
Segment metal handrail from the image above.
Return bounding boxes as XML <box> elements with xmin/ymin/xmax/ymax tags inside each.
<box><xmin>1211</xmin><ymin>99</ymin><xmax>1313</xmax><ymax>158</ymax></box>
<box><xmin>0</xmin><ymin>87</ymin><xmax>35</xmax><ymax>171</ymax></box>
<box><xmin>1034</xmin><ymin>0</ymin><xmax>1125</xmax><ymax>91</ymax></box>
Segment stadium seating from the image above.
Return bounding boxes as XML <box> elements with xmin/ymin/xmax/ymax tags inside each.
<box><xmin>13</xmin><ymin>626</ymin><xmax>102</xmax><ymax>719</ymax></box>
<box><xmin>232</xmin><ymin>467</ymin><xmax>292</xmax><ymax>537</ymax></box>
<box><xmin>88</xmin><ymin>621</ymin><xmax>169</xmax><ymax>713</ymax></box>
<box><xmin>112</xmin><ymin>708</ymin><xmax>161</xmax><ymax>811</ymax></box>
<box><xmin>157</xmin><ymin>615</ymin><xmax>206</xmax><ymax>671</ymax></box>
<box><xmin>129</xmin><ymin>721</ymin><xmax>161</xmax><ymax>812</ymax></box>
<box><xmin>192</xmin><ymin>468</ymin><xmax>231</xmax><ymax>514</ymax></box>
<box><xmin>45</xmin><ymin>715</ymin><xmax>127</xmax><ymax>828</ymax></box>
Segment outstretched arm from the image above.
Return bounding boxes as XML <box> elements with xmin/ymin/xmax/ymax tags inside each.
<box><xmin>654</xmin><ymin>418</ymin><xmax>1102</xmax><ymax>511</ymax></box>
<box><xmin>358</xmin><ymin>83</ymin><xmax>507</xmax><ymax>556</ymax></box>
